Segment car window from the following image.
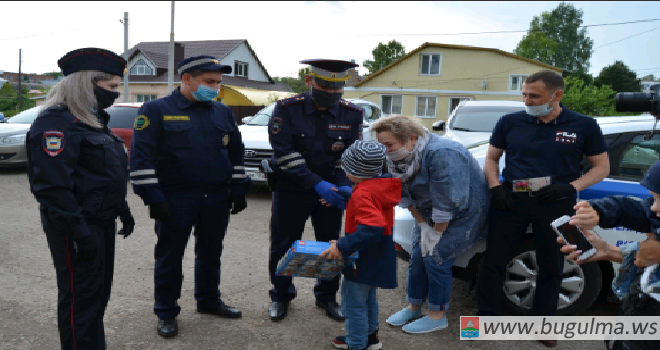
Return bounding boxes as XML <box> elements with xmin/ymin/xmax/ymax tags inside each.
<box><xmin>449</xmin><ymin>106</ymin><xmax>524</xmax><ymax>132</ymax></box>
<box><xmin>355</xmin><ymin>103</ymin><xmax>381</xmax><ymax>121</ymax></box>
<box><xmin>580</xmin><ymin>134</ymin><xmax>620</xmax><ymax>174</ymax></box>
<box><xmin>618</xmin><ymin>133</ymin><xmax>660</xmax><ymax>181</ymax></box>
<box><xmin>247</xmin><ymin>104</ymin><xmax>276</xmax><ymax>126</ymax></box>
<box><xmin>6</xmin><ymin>106</ymin><xmax>41</xmax><ymax>124</ymax></box>
<box><xmin>106</xmin><ymin>106</ymin><xmax>140</xmax><ymax>129</ymax></box>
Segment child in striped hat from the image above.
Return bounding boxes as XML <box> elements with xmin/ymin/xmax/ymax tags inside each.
<box><xmin>321</xmin><ymin>140</ymin><xmax>402</xmax><ymax>350</ymax></box>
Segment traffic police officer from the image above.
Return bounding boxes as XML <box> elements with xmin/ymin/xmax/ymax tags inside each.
<box><xmin>476</xmin><ymin>71</ymin><xmax>610</xmax><ymax>346</ymax></box>
<box><xmin>267</xmin><ymin>59</ymin><xmax>363</xmax><ymax>321</ymax></box>
<box><xmin>130</xmin><ymin>55</ymin><xmax>250</xmax><ymax>337</ymax></box>
<box><xmin>27</xmin><ymin>48</ymin><xmax>135</xmax><ymax>350</ymax></box>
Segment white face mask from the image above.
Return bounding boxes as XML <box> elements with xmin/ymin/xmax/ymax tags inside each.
<box><xmin>525</xmin><ymin>93</ymin><xmax>556</xmax><ymax>117</ymax></box>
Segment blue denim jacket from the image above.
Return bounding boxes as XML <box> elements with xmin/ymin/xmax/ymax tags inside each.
<box><xmin>588</xmin><ymin>196</ymin><xmax>660</xmax><ymax>299</ymax></box>
<box><xmin>399</xmin><ymin>134</ymin><xmax>490</xmax><ymax>264</ymax></box>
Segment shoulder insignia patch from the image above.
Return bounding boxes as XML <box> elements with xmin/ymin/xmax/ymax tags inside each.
<box><xmin>271</xmin><ymin>116</ymin><xmax>283</xmax><ymax>134</ymax></box>
<box><xmin>43</xmin><ymin>131</ymin><xmax>65</xmax><ymax>157</ymax></box>
<box><xmin>134</xmin><ymin>115</ymin><xmax>150</xmax><ymax>130</ymax></box>
<box><xmin>339</xmin><ymin>99</ymin><xmax>363</xmax><ymax>113</ymax></box>
<box><xmin>278</xmin><ymin>95</ymin><xmax>306</xmax><ymax>107</ymax></box>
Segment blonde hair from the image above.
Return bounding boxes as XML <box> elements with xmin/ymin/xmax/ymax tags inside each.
<box><xmin>370</xmin><ymin>115</ymin><xmax>427</xmax><ymax>143</ymax></box>
<box><xmin>41</xmin><ymin>70</ymin><xmax>117</xmax><ymax>128</ymax></box>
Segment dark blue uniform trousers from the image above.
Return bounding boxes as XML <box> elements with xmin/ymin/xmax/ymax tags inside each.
<box><xmin>42</xmin><ymin>211</ymin><xmax>116</xmax><ymax>350</ymax></box>
<box><xmin>269</xmin><ymin>190</ymin><xmax>343</xmax><ymax>303</ymax></box>
<box><xmin>477</xmin><ymin>189</ymin><xmax>572</xmax><ymax>316</ymax></box>
<box><xmin>153</xmin><ymin>191</ymin><xmax>230</xmax><ymax>320</ymax></box>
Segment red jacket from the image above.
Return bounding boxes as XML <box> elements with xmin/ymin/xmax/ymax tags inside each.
<box><xmin>337</xmin><ymin>175</ymin><xmax>401</xmax><ymax>289</ymax></box>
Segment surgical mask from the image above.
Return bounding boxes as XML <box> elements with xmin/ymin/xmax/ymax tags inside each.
<box><xmin>311</xmin><ymin>87</ymin><xmax>342</xmax><ymax>108</ymax></box>
<box><xmin>525</xmin><ymin>93</ymin><xmax>556</xmax><ymax>117</ymax></box>
<box><xmin>191</xmin><ymin>80</ymin><xmax>220</xmax><ymax>102</ymax></box>
<box><xmin>387</xmin><ymin>146</ymin><xmax>411</xmax><ymax>162</ymax></box>
<box><xmin>93</xmin><ymin>85</ymin><xmax>120</xmax><ymax>110</ymax></box>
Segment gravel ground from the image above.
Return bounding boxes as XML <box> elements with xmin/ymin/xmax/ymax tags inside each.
<box><xmin>0</xmin><ymin>168</ymin><xmax>616</xmax><ymax>349</ymax></box>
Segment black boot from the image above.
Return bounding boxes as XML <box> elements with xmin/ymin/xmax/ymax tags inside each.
<box><xmin>157</xmin><ymin>318</ymin><xmax>178</xmax><ymax>338</ymax></box>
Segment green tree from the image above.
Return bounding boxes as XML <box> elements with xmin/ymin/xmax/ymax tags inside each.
<box><xmin>514</xmin><ymin>2</ymin><xmax>593</xmax><ymax>73</ymax></box>
<box><xmin>594</xmin><ymin>60</ymin><xmax>641</xmax><ymax>93</ymax></box>
<box><xmin>363</xmin><ymin>40</ymin><xmax>406</xmax><ymax>74</ymax></box>
<box><xmin>44</xmin><ymin>71</ymin><xmax>64</xmax><ymax>78</ymax></box>
<box><xmin>562</xmin><ymin>76</ymin><xmax>617</xmax><ymax>116</ymax></box>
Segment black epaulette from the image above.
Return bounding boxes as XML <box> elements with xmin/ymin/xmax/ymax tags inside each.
<box><xmin>278</xmin><ymin>95</ymin><xmax>306</xmax><ymax>107</ymax></box>
<box><xmin>338</xmin><ymin>99</ymin><xmax>363</xmax><ymax>112</ymax></box>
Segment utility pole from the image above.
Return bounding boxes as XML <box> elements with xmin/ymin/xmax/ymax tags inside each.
<box><xmin>17</xmin><ymin>49</ymin><xmax>22</xmax><ymax>111</ymax></box>
<box><xmin>123</xmin><ymin>12</ymin><xmax>130</xmax><ymax>102</ymax></box>
<box><xmin>167</xmin><ymin>1</ymin><xmax>175</xmax><ymax>93</ymax></box>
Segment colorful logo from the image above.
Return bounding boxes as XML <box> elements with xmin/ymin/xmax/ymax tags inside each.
<box><xmin>460</xmin><ymin>316</ymin><xmax>479</xmax><ymax>338</ymax></box>
<box><xmin>134</xmin><ymin>115</ymin><xmax>150</xmax><ymax>130</ymax></box>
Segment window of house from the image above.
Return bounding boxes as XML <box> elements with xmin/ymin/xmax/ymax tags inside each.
<box><xmin>449</xmin><ymin>97</ymin><xmax>472</xmax><ymax>116</ymax></box>
<box><xmin>135</xmin><ymin>94</ymin><xmax>157</xmax><ymax>103</ymax></box>
<box><xmin>235</xmin><ymin>61</ymin><xmax>248</xmax><ymax>77</ymax></box>
<box><xmin>420</xmin><ymin>53</ymin><xmax>442</xmax><ymax>75</ymax></box>
<box><xmin>509</xmin><ymin>75</ymin><xmax>529</xmax><ymax>92</ymax></box>
<box><xmin>415</xmin><ymin>96</ymin><xmax>437</xmax><ymax>118</ymax></box>
<box><xmin>130</xmin><ymin>60</ymin><xmax>153</xmax><ymax>76</ymax></box>
<box><xmin>381</xmin><ymin>95</ymin><xmax>402</xmax><ymax>115</ymax></box>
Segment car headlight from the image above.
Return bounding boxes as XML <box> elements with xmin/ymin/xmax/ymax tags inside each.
<box><xmin>0</xmin><ymin>134</ymin><xmax>27</xmax><ymax>145</ymax></box>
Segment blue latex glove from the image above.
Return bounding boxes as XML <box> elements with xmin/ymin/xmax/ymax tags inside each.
<box><xmin>314</xmin><ymin>181</ymin><xmax>346</xmax><ymax>208</ymax></box>
<box><xmin>337</xmin><ymin>186</ymin><xmax>352</xmax><ymax>201</ymax></box>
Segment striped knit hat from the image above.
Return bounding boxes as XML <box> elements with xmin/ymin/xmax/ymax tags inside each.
<box><xmin>341</xmin><ymin>140</ymin><xmax>386</xmax><ymax>178</ymax></box>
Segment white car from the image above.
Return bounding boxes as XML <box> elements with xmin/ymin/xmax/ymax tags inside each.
<box><xmin>394</xmin><ymin>114</ymin><xmax>657</xmax><ymax>315</ymax></box>
<box><xmin>432</xmin><ymin>100</ymin><xmax>526</xmax><ymax>147</ymax></box>
<box><xmin>238</xmin><ymin>99</ymin><xmax>382</xmax><ymax>183</ymax></box>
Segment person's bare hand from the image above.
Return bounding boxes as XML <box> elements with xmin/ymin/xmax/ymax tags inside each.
<box><xmin>557</xmin><ymin>228</ymin><xmax>610</xmax><ymax>264</ymax></box>
<box><xmin>570</xmin><ymin>201</ymin><xmax>600</xmax><ymax>231</ymax></box>
<box><xmin>635</xmin><ymin>233</ymin><xmax>660</xmax><ymax>267</ymax></box>
<box><xmin>319</xmin><ymin>240</ymin><xmax>343</xmax><ymax>260</ymax></box>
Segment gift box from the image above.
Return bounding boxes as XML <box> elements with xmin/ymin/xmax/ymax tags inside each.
<box><xmin>276</xmin><ymin>240</ymin><xmax>358</xmax><ymax>280</ymax></box>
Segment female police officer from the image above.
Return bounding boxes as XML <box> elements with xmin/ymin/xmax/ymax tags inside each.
<box><xmin>26</xmin><ymin>48</ymin><xmax>135</xmax><ymax>350</ymax></box>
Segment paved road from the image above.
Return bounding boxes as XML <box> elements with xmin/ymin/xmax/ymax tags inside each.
<box><xmin>0</xmin><ymin>168</ymin><xmax>616</xmax><ymax>349</ymax></box>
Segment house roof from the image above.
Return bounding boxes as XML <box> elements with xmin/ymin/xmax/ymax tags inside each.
<box><xmin>122</xmin><ymin>74</ymin><xmax>292</xmax><ymax>92</ymax></box>
<box><xmin>356</xmin><ymin>42</ymin><xmax>564</xmax><ymax>87</ymax></box>
<box><xmin>126</xmin><ymin>39</ymin><xmax>278</xmax><ymax>85</ymax></box>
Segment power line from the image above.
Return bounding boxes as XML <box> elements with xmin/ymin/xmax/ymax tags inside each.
<box><xmin>593</xmin><ymin>26</ymin><xmax>660</xmax><ymax>49</ymax></box>
<box><xmin>0</xmin><ymin>21</ymin><xmax>116</xmax><ymax>41</ymax></box>
<box><xmin>345</xmin><ymin>18</ymin><xmax>660</xmax><ymax>37</ymax></box>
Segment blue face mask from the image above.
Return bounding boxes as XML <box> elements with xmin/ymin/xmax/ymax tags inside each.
<box><xmin>525</xmin><ymin>93</ymin><xmax>556</xmax><ymax>117</ymax></box>
<box><xmin>191</xmin><ymin>80</ymin><xmax>219</xmax><ymax>102</ymax></box>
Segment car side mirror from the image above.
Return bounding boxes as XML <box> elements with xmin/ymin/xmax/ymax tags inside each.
<box><xmin>432</xmin><ymin>120</ymin><xmax>445</xmax><ymax>131</ymax></box>
<box><xmin>241</xmin><ymin>116</ymin><xmax>254</xmax><ymax>124</ymax></box>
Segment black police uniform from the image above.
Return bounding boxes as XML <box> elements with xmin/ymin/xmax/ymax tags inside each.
<box><xmin>130</xmin><ymin>85</ymin><xmax>250</xmax><ymax>320</ymax></box>
<box><xmin>26</xmin><ymin>48</ymin><xmax>131</xmax><ymax>350</ymax></box>
<box><xmin>267</xmin><ymin>91</ymin><xmax>363</xmax><ymax>305</ymax></box>
<box><xmin>477</xmin><ymin>104</ymin><xmax>607</xmax><ymax>316</ymax></box>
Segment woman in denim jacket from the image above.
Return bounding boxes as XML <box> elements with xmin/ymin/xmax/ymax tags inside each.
<box><xmin>562</xmin><ymin>159</ymin><xmax>660</xmax><ymax>350</ymax></box>
<box><xmin>370</xmin><ymin>115</ymin><xmax>490</xmax><ymax>334</ymax></box>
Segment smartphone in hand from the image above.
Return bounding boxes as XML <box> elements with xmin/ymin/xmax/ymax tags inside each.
<box><xmin>551</xmin><ymin>215</ymin><xmax>596</xmax><ymax>261</ymax></box>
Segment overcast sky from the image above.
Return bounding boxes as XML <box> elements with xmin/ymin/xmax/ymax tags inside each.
<box><xmin>1</xmin><ymin>1</ymin><xmax>659</xmax><ymax>80</ymax></box>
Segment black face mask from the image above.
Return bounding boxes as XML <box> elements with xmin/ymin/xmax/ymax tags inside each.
<box><xmin>311</xmin><ymin>87</ymin><xmax>342</xmax><ymax>108</ymax></box>
<box><xmin>94</xmin><ymin>85</ymin><xmax>120</xmax><ymax>110</ymax></box>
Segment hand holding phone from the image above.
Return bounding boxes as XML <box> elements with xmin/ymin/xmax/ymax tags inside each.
<box><xmin>551</xmin><ymin>215</ymin><xmax>596</xmax><ymax>261</ymax></box>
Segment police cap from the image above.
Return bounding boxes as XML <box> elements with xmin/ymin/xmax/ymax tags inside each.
<box><xmin>178</xmin><ymin>55</ymin><xmax>232</xmax><ymax>76</ymax></box>
<box><xmin>300</xmin><ymin>59</ymin><xmax>359</xmax><ymax>89</ymax></box>
<box><xmin>57</xmin><ymin>48</ymin><xmax>127</xmax><ymax>77</ymax></box>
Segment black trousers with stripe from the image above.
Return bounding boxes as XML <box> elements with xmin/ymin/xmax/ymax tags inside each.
<box><xmin>269</xmin><ymin>190</ymin><xmax>343</xmax><ymax>303</ymax></box>
<box><xmin>42</xmin><ymin>211</ymin><xmax>115</xmax><ymax>350</ymax></box>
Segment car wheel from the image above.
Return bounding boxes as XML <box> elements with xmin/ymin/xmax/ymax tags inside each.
<box><xmin>501</xmin><ymin>239</ymin><xmax>602</xmax><ymax>316</ymax></box>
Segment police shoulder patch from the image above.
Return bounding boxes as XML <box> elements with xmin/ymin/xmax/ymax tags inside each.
<box><xmin>134</xmin><ymin>115</ymin><xmax>150</xmax><ymax>130</ymax></box>
<box><xmin>43</xmin><ymin>131</ymin><xmax>65</xmax><ymax>157</ymax></box>
<box><xmin>339</xmin><ymin>99</ymin><xmax>363</xmax><ymax>113</ymax></box>
<box><xmin>271</xmin><ymin>116</ymin><xmax>283</xmax><ymax>134</ymax></box>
